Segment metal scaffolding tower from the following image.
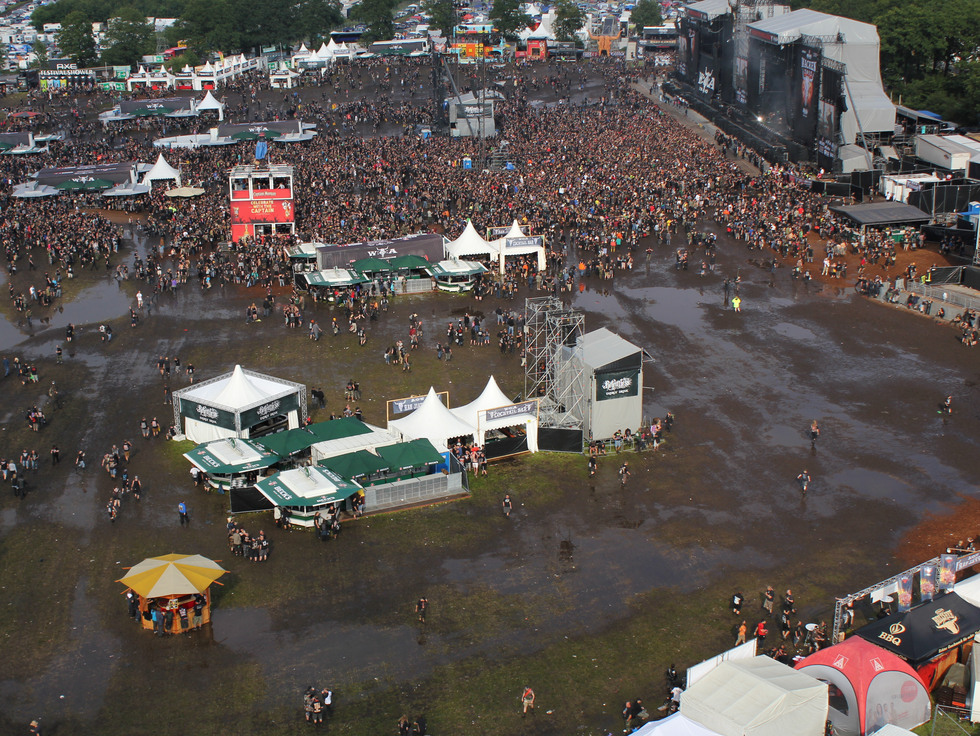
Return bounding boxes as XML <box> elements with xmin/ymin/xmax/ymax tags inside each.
<box><xmin>524</xmin><ymin>297</ymin><xmax>587</xmax><ymax>429</ymax></box>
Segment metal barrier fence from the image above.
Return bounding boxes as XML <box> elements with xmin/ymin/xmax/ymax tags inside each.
<box><xmin>906</xmin><ymin>282</ymin><xmax>980</xmax><ymax>312</ymax></box>
<box><xmin>929</xmin><ymin>705</ymin><xmax>980</xmax><ymax>736</ymax></box>
<box><xmin>365</xmin><ymin>468</ymin><xmax>467</xmax><ymax>513</ymax></box>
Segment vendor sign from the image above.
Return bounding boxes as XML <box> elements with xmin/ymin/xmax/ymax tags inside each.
<box><xmin>595</xmin><ymin>368</ymin><xmax>640</xmax><ymax>401</ymax></box>
<box><xmin>239</xmin><ymin>393</ymin><xmax>301</xmax><ymax>429</ymax></box>
<box><xmin>482</xmin><ymin>400</ymin><xmax>537</xmax><ymax>423</ymax></box>
<box><xmin>179</xmin><ymin>397</ymin><xmax>237</xmax><ymax>429</ymax></box>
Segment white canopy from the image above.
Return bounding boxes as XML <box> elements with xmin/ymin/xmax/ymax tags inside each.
<box><xmin>197</xmin><ymin>90</ymin><xmax>224</xmax><ymax>120</ymax></box>
<box><xmin>388</xmin><ymin>387</ymin><xmax>476</xmax><ymax>451</ymax></box>
<box><xmin>445</xmin><ymin>219</ymin><xmax>495</xmax><ymax>259</ymax></box>
<box><xmin>633</xmin><ymin>712</ymin><xmax>723</xmax><ymax>736</ymax></box>
<box><xmin>452</xmin><ymin>376</ymin><xmax>514</xmax><ymax>428</ymax></box>
<box><xmin>141</xmin><ymin>153</ymin><xmax>181</xmax><ymax>186</ymax></box>
<box><xmin>452</xmin><ymin>377</ymin><xmax>539</xmax><ymax>453</ymax></box>
<box><xmin>954</xmin><ymin>573</ymin><xmax>980</xmax><ymax>608</ymax></box>
<box><xmin>681</xmin><ymin>657</ymin><xmax>828</xmax><ymax>736</ymax></box>
<box><xmin>869</xmin><ymin>727</ymin><xmax>917</xmax><ymax>736</ymax></box>
<box><xmin>520</xmin><ymin>10</ymin><xmax>557</xmax><ymax>40</ymax></box>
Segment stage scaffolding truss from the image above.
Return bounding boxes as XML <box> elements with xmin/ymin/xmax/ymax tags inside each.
<box><xmin>523</xmin><ymin>297</ymin><xmax>586</xmax><ymax>429</ymax></box>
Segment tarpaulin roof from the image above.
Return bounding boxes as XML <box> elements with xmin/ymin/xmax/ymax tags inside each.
<box><xmin>452</xmin><ymin>375</ymin><xmax>514</xmax><ymax>428</ymax></box>
<box><xmin>829</xmin><ymin>202</ymin><xmax>932</xmax><ymax>227</ymax></box>
<box><xmin>577</xmin><ymin>327</ymin><xmax>647</xmax><ymax>371</ymax></box>
<box><xmin>184</xmin><ymin>437</ymin><xmax>280</xmax><ymax>475</ymax></box>
<box><xmin>254</xmin><ymin>465</ymin><xmax>360</xmax><ymax>508</ymax></box>
<box><xmin>351</xmin><ymin>257</ymin><xmax>393</xmax><ymax>274</ymax></box>
<box><xmin>217</xmin><ymin>121</ymin><xmax>303</xmax><ymax>139</ymax></box>
<box><xmin>387</xmin><ymin>387</ymin><xmax>476</xmax><ymax>450</ymax></box>
<box><xmin>632</xmin><ymin>712</ymin><xmax>723</xmax><ymax>736</ymax></box>
<box><xmin>445</xmin><ymin>220</ymin><xmax>495</xmax><ymax>259</ymax></box>
<box><xmin>855</xmin><ymin>592</ymin><xmax>980</xmax><ymax>665</ymax></box>
<box><xmin>318</xmin><ymin>449</ymin><xmax>391</xmax><ymax>478</ymax></box>
<box><xmin>173</xmin><ymin>365</ymin><xmax>303</xmax><ymax>414</ymax></box>
<box><xmin>255</xmin><ymin>418</ymin><xmax>372</xmax><ymax>456</ymax></box>
<box><xmin>387</xmin><ymin>254</ymin><xmax>430</xmax><ymax>270</ymax></box>
<box><xmin>795</xmin><ymin>637</ymin><xmax>930</xmax><ymax>735</ymax></box>
<box><xmin>35</xmin><ymin>162</ymin><xmax>137</xmax><ymax>187</ymax></box>
<box><xmin>316</xmin><ymin>233</ymin><xmax>446</xmax><ymax>270</ymax></box>
<box><xmin>429</xmin><ymin>259</ymin><xmax>488</xmax><ymax>278</ymax></box>
<box><xmin>680</xmin><ymin>656</ymin><xmax>828</xmax><ymax>736</ymax></box>
<box><xmin>375</xmin><ymin>439</ymin><xmax>444</xmax><ymax>470</ymax></box>
<box><xmin>119</xmin><ymin>97</ymin><xmax>192</xmax><ymax>115</ymax></box>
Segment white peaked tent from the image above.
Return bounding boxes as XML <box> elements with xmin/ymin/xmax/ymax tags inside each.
<box><xmin>197</xmin><ymin>90</ymin><xmax>224</xmax><ymax>121</ymax></box>
<box><xmin>445</xmin><ymin>219</ymin><xmax>495</xmax><ymax>260</ymax></box>
<box><xmin>633</xmin><ymin>712</ymin><xmax>723</xmax><ymax>736</ymax></box>
<box><xmin>520</xmin><ymin>10</ymin><xmax>558</xmax><ymax>40</ymax></box>
<box><xmin>452</xmin><ymin>376</ymin><xmax>539</xmax><ymax>452</ymax></box>
<box><xmin>387</xmin><ymin>387</ymin><xmax>476</xmax><ymax>451</ymax></box>
<box><xmin>490</xmin><ymin>219</ymin><xmax>546</xmax><ymax>274</ymax></box>
<box><xmin>173</xmin><ymin>365</ymin><xmax>306</xmax><ymax>443</ymax></box>
<box><xmin>681</xmin><ymin>657</ymin><xmax>829</xmax><ymax>736</ymax></box>
<box><xmin>141</xmin><ymin>153</ymin><xmax>181</xmax><ymax>187</ymax></box>
<box><xmin>868</xmin><ymin>727</ymin><xmax>917</xmax><ymax>736</ymax></box>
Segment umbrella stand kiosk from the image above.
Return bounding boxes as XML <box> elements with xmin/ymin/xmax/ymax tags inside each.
<box><xmin>118</xmin><ymin>554</ymin><xmax>228</xmax><ymax>635</ymax></box>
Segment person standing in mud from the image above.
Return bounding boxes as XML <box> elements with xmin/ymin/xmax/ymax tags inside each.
<box><xmin>502</xmin><ymin>494</ymin><xmax>513</xmax><ymax>517</ymax></box>
<box><xmin>416</xmin><ymin>597</ymin><xmax>428</xmax><ymax>623</ymax></box>
<box><xmin>521</xmin><ymin>686</ymin><xmax>535</xmax><ymax>716</ymax></box>
<box><xmin>588</xmin><ymin>455</ymin><xmax>597</xmax><ymax>477</ymax></box>
<box><xmin>797</xmin><ymin>469</ymin><xmax>811</xmax><ymax>494</ymax></box>
<box><xmin>810</xmin><ymin>420</ymin><xmax>820</xmax><ymax>442</ymax></box>
<box><xmin>619</xmin><ymin>461</ymin><xmax>631</xmax><ymax>487</ymax></box>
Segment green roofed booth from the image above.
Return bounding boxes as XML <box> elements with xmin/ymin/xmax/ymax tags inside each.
<box><xmin>429</xmin><ymin>259</ymin><xmax>488</xmax><ymax>292</ymax></box>
<box><xmin>387</xmin><ymin>254</ymin><xmax>430</xmax><ymax>271</ymax></box>
<box><xmin>254</xmin><ymin>418</ymin><xmax>373</xmax><ymax>458</ymax></box>
<box><xmin>184</xmin><ymin>437</ymin><xmax>281</xmax><ymax>492</ymax></box>
<box><xmin>301</xmin><ymin>268</ymin><xmax>369</xmax><ymax>289</ymax></box>
<box><xmin>376</xmin><ymin>439</ymin><xmax>444</xmax><ymax>473</ymax></box>
<box><xmin>172</xmin><ymin>365</ymin><xmax>307</xmax><ymax>444</ymax></box>
<box><xmin>352</xmin><ymin>257</ymin><xmax>392</xmax><ymax>275</ymax></box>
<box><xmin>318</xmin><ymin>449</ymin><xmax>391</xmax><ymax>483</ymax></box>
<box><xmin>254</xmin><ymin>465</ymin><xmax>362</xmax><ymax>526</ymax></box>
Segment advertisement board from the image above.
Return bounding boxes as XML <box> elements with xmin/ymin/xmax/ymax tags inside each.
<box><xmin>230</xmin><ymin>199</ymin><xmax>295</xmax><ymax>225</ymax></box>
<box><xmin>239</xmin><ymin>393</ymin><xmax>300</xmax><ymax>428</ymax></box>
<box><xmin>595</xmin><ymin>368</ymin><xmax>640</xmax><ymax>401</ymax></box>
<box><xmin>179</xmin><ymin>398</ymin><xmax>237</xmax><ymax>429</ymax></box>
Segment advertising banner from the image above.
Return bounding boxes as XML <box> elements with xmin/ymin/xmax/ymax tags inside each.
<box><xmin>231</xmin><ymin>199</ymin><xmax>295</xmax><ymax>225</ymax></box>
<box><xmin>595</xmin><ymin>368</ymin><xmax>640</xmax><ymax>401</ymax></box>
<box><xmin>390</xmin><ymin>395</ymin><xmax>428</xmax><ymax>415</ymax></box>
<box><xmin>697</xmin><ymin>57</ymin><xmax>716</xmax><ymax>97</ymax></box>
<box><xmin>505</xmin><ymin>236</ymin><xmax>543</xmax><ymax>250</ymax></box>
<box><xmin>793</xmin><ymin>46</ymin><xmax>820</xmax><ymax>143</ymax></box>
<box><xmin>179</xmin><ymin>398</ymin><xmax>237</xmax><ymax>429</ymax></box>
<box><xmin>482</xmin><ymin>400</ymin><xmax>537</xmax><ymax>424</ymax></box>
<box><xmin>239</xmin><ymin>393</ymin><xmax>300</xmax><ymax>429</ymax></box>
<box><xmin>897</xmin><ymin>574</ymin><xmax>914</xmax><ymax>613</ymax></box>
<box><xmin>920</xmin><ymin>564</ymin><xmax>937</xmax><ymax>602</ymax></box>
<box><xmin>940</xmin><ymin>554</ymin><xmax>958</xmax><ymax>592</ymax></box>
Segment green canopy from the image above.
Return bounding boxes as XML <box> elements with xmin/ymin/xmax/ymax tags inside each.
<box><xmin>351</xmin><ymin>257</ymin><xmax>393</xmax><ymax>274</ymax></box>
<box><xmin>318</xmin><ymin>449</ymin><xmax>391</xmax><ymax>479</ymax></box>
<box><xmin>231</xmin><ymin>128</ymin><xmax>284</xmax><ymax>141</ymax></box>
<box><xmin>254</xmin><ymin>466</ymin><xmax>360</xmax><ymax>508</ymax></box>
<box><xmin>428</xmin><ymin>260</ymin><xmax>488</xmax><ymax>278</ymax></box>
<box><xmin>253</xmin><ymin>419</ymin><xmax>372</xmax><ymax>456</ymax></box>
<box><xmin>376</xmin><ymin>439</ymin><xmax>444</xmax><ymax>471</ymax></box>
<box><xmin>55</xmin><ymin>177</ymin><xmax>114</xmax><ymax>191</ymax></box>
<box><xmin>387</xmin><ymin>255</ymin><xmax>430</xmax><ymax>271</ymax></box>
<box><xmin>183</xmin><ymin>438</ymin><xmax>280</xmax><ymax>475</ymax></box>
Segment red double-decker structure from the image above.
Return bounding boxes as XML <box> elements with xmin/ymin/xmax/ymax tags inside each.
<box><xmin>229</xmin><ymin>164</ymin><xmax>295</xmax><ymax>242</ymax></box>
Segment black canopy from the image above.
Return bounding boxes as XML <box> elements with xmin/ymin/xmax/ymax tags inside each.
<box><xmin>855</xmin><ymin>592</ymin><xmax>980</xmax><ymax>665</ymax></box>
<box><xmin>829</xmin><ymin>201</ymin><xmax>931</xmax><ymax>227</ymax></box>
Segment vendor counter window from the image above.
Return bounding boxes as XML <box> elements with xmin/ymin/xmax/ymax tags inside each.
<box><xmin>272</xmin><ymin>176</ymin><xmax>291</xmax><ymax>190</ymax></box>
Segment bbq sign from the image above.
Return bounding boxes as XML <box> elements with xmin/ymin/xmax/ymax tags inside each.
<box><xmin>596</xmin><ymin>369</ymin><xmax>640</xmax><ymax>401</ymax></box>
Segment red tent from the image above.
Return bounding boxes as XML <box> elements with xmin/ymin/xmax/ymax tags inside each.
<box><xmin>795</xmin><ymin>637</ymin><xmax>931</xmax><ymax>736</ymax></box>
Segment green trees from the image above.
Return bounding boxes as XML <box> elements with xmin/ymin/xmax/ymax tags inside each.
<box><xmin>350</xmin><ymin>0</ymin><xmax>396</xmax><ymax>43</ymax></box>
<box><xmin>629</xmin><ymin>0</ymin><xmax>662</xmax><ymax>30</ymax></box>
<box><xmin>57</xmin><ymin>10</ymin><xmax>99</xmax><ymax>66</ymax></box>
<box><xmin>28</xmin><ymin>39</ymin><xmax>49</xmax><ymax>69</ymax></box>
<box><xmin>801</xmin><ymin>0</ymin><xmax>980</xmax><ymax>124</ymax></box>
<box><xmin>489</xmin><ymin>0</ymin><xmax>530</xmax><ymax>40</ymax></box>
<box><xmin>100</xmin><ymin>7</ymin><xmax>154</xmax><ymax>66</ymax></box>
<box><xmin>554</xmin><ymin>0</ymin><xmax>583</xmax><ymax>42</ymax></box>
<box><xmin>422</xmin><ymin>0</ymin><xmax>458</xmax><ymax>39</ymax></box>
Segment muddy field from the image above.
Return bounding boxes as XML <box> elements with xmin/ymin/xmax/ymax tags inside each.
<box><xmin>0</xmin><ymin>70</ymin><xmax>979</xmax><ymax>736</ymax></box>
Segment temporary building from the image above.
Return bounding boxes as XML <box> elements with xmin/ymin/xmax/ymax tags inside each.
<box><xmin>795</xmin><ymin>637</ymin><xmax>930</xmax><ymax>736</ymax></box>
<box><xmin>489</xmin><ymin>220</ymin><xmax>546</xmax><ymax>274</ymax></box>
<box><xmin>855</xmin><ymin>592</ymin><xmax>980</xmax><ymax>667</ymax></box>
<box><xmin>555</xmin><ymin>327</ymin><xmax>649</xmax><ymax>441</ymax></box>
<box><xmin>680</xmin><ymin>656</ymin><xmax>829</xmax><ymax>736</ymax></box>
<box><xmin>445</xmin><ymin>219</ymin><xmax>496</xmax><ymax>261</ymax></box>
<box><xmin>632</xmin><ymin>712</ymin><xmax>723</xmax><ymax>736</ymax></box>
<box><xmin>140</xmin><ymin>153</ymin><xmax>182</xmax><ymax>187</ymax></box>
<box><xmin>388</xmin><ymin>387</ymin><xmax>476</xmax><ymax>451</ymax></box>
<box><xmin>451</xmin><ymin>376</ymin><xmax>539</xmax><ymax>456</ymax></box>
<box><xmin>196</xmin><ymin>90</ymin><xmax>225</xmax><ymax>120</ymax></box>
<box><xmin>428</xmin><ymin>259</ymin><xmax>488</xmax><ymax>292</ymax></box>
<box><xmin>253</xmin><ymin>465</ymin><xmax>362</xmax><ymax>525</ymax></box>
<box><xmin>118</xmin><ymin>553</ymin><xmax>227</xmax><ymax>635</ymax></box>
<box><xmin>253</xmin><ymin>418</ymin><xmax>372</xmax><ymax>458</ymax></box>
<box><xmin>183</xmin><ymin>437</ymin><xmax>281</xmax><ymax>491</ymax></box>
<box><xmin>172</xmin><ymin>365</ymin><xmax>306</xmax><ymax>443</ymax></box>
<box><xmin>310</xmin><ymin>422</ymin><xmax>398</xmax><ymax>464</ymax></box>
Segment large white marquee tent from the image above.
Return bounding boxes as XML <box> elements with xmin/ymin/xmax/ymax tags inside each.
<box><xmin>452</xmin><ymin>376</ymin><xmax>539</xmax><ymax>453</ymax></box>
<box><xmin>387</xmin><ymin>387</ymin><xmax>477</xmax><ymax>451</ymax></box>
